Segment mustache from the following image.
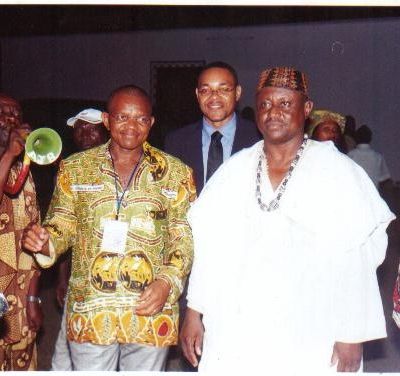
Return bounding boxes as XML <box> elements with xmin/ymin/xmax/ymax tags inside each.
<box><xmin>264</xmin><ymin>119</ymin><xmax>285</xmax><ymax>126</ymax></box>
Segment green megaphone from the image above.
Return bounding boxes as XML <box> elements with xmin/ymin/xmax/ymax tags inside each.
<box><xmin>4</xmin><ymin>128</ymin><xmax>62</xmax><ymax>195</ymax></box>
<box><xmin>25</xmin><ymin>127</ymin><xmax>62</xmax><ymax>165</ymax></box>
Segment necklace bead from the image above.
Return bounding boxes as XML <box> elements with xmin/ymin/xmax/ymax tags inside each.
<box><xmin>255</xmin><ymin>137</ymin><xmax>308</xmax><ymax>212</ymax></box>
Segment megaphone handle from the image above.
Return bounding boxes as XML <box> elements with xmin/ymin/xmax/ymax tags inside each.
<box><xmin>4</xmin><ymin>153</ymin><xmax>31</xmax><ymax>195</ymax></box>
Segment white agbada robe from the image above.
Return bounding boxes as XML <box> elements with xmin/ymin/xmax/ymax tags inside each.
<box><xmin>187</xmin><ymin>140</ymin><xmax>395</xmax><ymax>374</ymax></box>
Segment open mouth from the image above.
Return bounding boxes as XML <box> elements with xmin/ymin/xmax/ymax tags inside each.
<box><xmin>123</xmin><ymin>132</ymin><xmax>138</xmax><ymax>138</ymax></box>
<box><xmin>207</xmin><ymin>101</ymin><xmax>224</xmax><ymax>110</ymax></box>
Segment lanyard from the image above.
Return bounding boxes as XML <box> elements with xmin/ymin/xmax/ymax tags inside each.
<box><xmin>109</xmin><ymin>149</ymin><xmax>143</xmax><ymax>220</ymax></box>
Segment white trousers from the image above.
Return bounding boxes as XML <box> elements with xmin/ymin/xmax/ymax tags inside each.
<box><xmin>68</xmin><ymin>340</ymin><xmax>169</xmax><ymax>371</ymax></box>
<box><xmin>51</xmin><ymin>305</ymin><xmax>72</xmax><ymax>371</ymax></box>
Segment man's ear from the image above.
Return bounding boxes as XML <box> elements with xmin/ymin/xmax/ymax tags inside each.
<box><xmin>149</xmin><ymin>116</ymin><xmax>155</xmax><ymax>129</ymax></box>
<box><xmin>304</xmin><ymin>100</ymin><xmax>313</xmax><ymax>118</ymax></box>
<box><xmin>102</xmin><ymin>112</ymin><xmax>110</xmax><ymax>130</ymax></box>
<box><xmin>195</xmin><ymin>88</ymin><xmax>200</xmax><ymax>102</ymax></box>
<box><xmin>235</xmin><ymin>85</ymin><xmax>242</xmax><ymax>102</ymax></box>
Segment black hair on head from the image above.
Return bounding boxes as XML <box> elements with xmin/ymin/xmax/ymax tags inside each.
<box><xmin>198</xmin><ymin>61</ymin><xmax>238</xmax><ymax>86</ymax></box>
<box><xmin>354</xmin><ymin>125</ymin><xmax>372</xmax><ymax>144</ymax></box>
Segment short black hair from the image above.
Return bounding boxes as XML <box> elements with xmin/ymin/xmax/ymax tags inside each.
<box><xmin>198</xmin><ymin>61</ymin><xmax>239</xmax><ymax>86</ymax></box>
<box><xmin>344</xmin><ymin>115</ymin><xmax>356</xmax><ymax>135</ymax></box>
<box><xmin>107</xmin><ymin>85</ymin><xmax>151</xmax><ymax>112</ymax></box>
<box><xmin>354</xmin><ymin>124</ymin><xmax>372</xmax><ymax>144</ymax></box>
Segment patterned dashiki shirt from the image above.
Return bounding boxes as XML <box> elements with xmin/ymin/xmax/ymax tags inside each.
<box><xmin>36</xmin><ymin>141</ymin><xmax>195</xmax><ymax>347</ymax></box>
<box><xmin>0</xmin><ymin>166</ymin><xmax>40</xmax><ymax>370</ymax></box>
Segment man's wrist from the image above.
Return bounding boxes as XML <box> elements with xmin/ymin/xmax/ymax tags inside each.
<box><xmin>156</xmin><ymin>276</ymin><xmax>172</xmax><ymax>291</ymax></box>
<box><xmin>186</xmin><ymin>307</ymin><xmax>202</xmax><ymax>319</ymax></box>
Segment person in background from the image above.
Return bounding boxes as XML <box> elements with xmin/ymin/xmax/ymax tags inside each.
<box><xmin>51</xmin><ymin>108</ymin><xmax>109</xmax><ymax>371</ymax></box>
<box><xmin>348</xmin><ymin>124</ymin><xmax>391</xmax><ymax>189</ymax></box>
<box><xmin>0</xmin><ymin>93</ymin><xmax>42</xmax><ymax>370</ymax></box>
<box><xmin>240</xmin><ymin>105</ymin><xmax>256</xmax><ymax>123</ymax></box>
<box><xmin>344</xmin><ymin>115</ymin><xmax>357</xmax><ymax>152</ymax></box>
<box><xmin>182</xmin><ymin>67</ymin><xmax>394</xmax><ymax>373</ymax></box>
<box><xmin>308</xmin><ymin>109</ymin><xmax>347</xmax><ymax>153</ymax></box>
<box><xmin>21</xmin><ymin>85</ymin><xmax>194</xmax><ymax>371</ymax></box>
<box><xmin>68</xmin><ymin>108</ymin><xmax>109</xmax><ymax>152</ymax></box>
<box><xmin>164</xmin><ymin>61</ymin><xmax>260</xmax><ymax>194</ymax></box>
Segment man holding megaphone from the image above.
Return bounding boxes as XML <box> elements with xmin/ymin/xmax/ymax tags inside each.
<box><xmin>22</xmin><ymin>85</ymin><xmax>195</xmax><ymax>371</ymax></box>
<box><xmin>0</xmin><ymin>93</ymin><xmax>43</xmax><ymax>371</ymax></box>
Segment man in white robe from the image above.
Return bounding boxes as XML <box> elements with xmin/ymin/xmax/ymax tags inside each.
<box><xmin>181</xmin><ymin>67</ymin><xmax>395</xmax><ymax>373</ymax></box>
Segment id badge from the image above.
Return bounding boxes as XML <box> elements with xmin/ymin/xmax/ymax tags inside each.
<box><xmin>100</xmin><ymin>219</ymin><xmax>128</xmax><ymax>254</ymax></box>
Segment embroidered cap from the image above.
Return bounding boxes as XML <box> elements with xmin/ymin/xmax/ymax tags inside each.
<box><xmin>257</xmin><ymin>67</ymin><xmax>309</xmax><ymax>96</ymax></box>
<box><xmin>67</xmin><ymin>108</ymin><xmax>103</xmax><ymax>127</ymax></box>
<box><xmin>308</xmin><ymin>109</ymin><xmax>345</xmax><ymax>136</ymax></box>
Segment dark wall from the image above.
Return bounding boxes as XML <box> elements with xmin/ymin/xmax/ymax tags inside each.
<box><xmin>2</xmin><ymin>18</ymin><xmax>400</xmax><ymax>179</ymax></box>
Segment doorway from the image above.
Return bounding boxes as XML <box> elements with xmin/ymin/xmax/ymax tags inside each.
<box><xmin>149</xmin><ymin>60</ymin><xmax>204</xmax><ymax>149</ymax></box>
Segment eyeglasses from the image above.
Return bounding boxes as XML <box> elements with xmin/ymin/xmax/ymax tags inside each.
<box><xmin>197</xmin><ymin>86</ymin><xmax>235</xmax><ymax>98</ymax></box>
<box><xmin>110</xmin><ymin>113</ymin><xmax>152</xmax><ymax>127</ymax></box>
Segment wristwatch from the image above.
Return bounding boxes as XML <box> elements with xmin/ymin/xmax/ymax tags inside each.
<box><xmin>0</xmin><ymin>293</ymin><xmax>9</xmax><ymax>317</ymax></box>
<box><xmin>27</xmin><ymin>295</ymin><xmax>42</xmax><ymax>304</ymax></box>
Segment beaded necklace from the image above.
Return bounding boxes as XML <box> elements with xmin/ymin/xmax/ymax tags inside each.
<box><xmin>256</xmin><ymin>136</ymin><xmax>308</xmax><ymax>212</ymax></box>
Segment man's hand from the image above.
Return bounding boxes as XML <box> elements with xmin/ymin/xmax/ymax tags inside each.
<box><xmin>22</xmin><ymin>223</ymin><xmax>50</xmax><ymax>255</ymax></box>
<box><xmin>26</xmin><ymin>300</ymin><xmax>43</xmax><ymax>332</ymax></box>
<box><xmin>6</xmin><ymin>124</ymin><xmax>30</xmax><ymax>159</ymax></box>
<box><xmin>180</xmin><ymin>307</ymin><xmax>204</xmax><ymax>367</ymax></box>
<box><xmin>135</xmin><ymin>279</ymin><xmax>170</xmax><ymax>316</ymax></box>
<box><xmin>331</xmin><ymin>341</ymin><xmax>363</xmax><ymax>372</ymax></box>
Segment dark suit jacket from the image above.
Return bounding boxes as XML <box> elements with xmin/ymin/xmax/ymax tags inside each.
<box><xmin>164</xmin><ymin>115</ymin><xmax>261</xmax><ymax>193</ymax></box>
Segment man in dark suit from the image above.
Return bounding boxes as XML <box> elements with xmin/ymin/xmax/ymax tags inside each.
<box><xmin>164</xmin><ymin>61</ymin><xmax>260</xmax><ymax>193</ymax></box>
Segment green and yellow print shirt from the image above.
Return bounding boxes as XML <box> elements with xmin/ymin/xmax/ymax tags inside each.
<box><xmin>39</xmin><ymin>141</ymin><xmax>195</xmax><ymax>347</ymax></box>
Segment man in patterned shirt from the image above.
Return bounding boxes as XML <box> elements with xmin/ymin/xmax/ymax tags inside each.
<box><xmin>0</xmin><ymin>93</ymin><xmax>42</xmax><ymax>370</ymax></box>
<box><xmin>51</xmin><ymin>108</ymin><xmax>109</xmax><ymax>371</ymax></box>
<box><xmin>22</xmin><ymin>85</ymin><xmax>195</xmax><ymax>371</ymax></box>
